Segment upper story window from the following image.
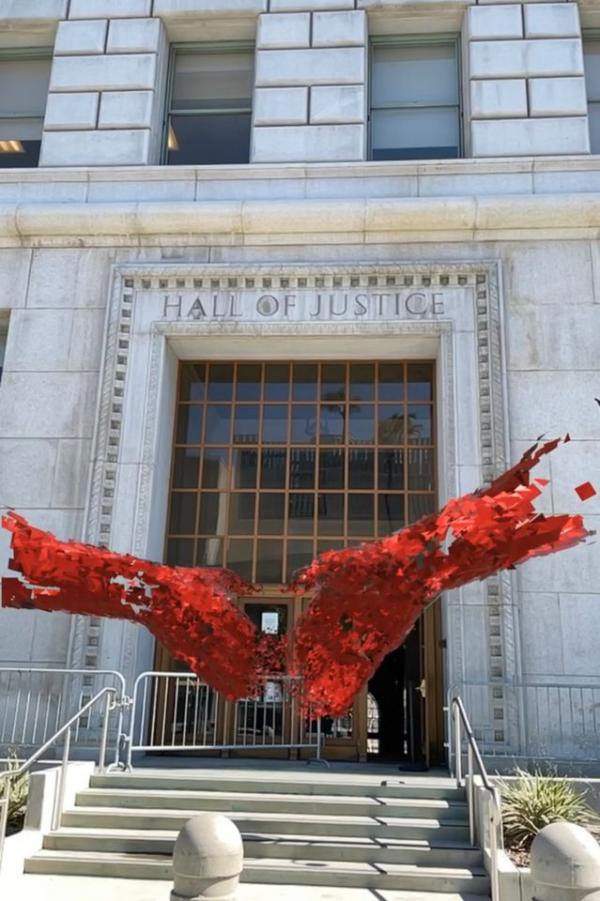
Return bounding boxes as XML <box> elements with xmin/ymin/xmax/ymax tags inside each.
<box><xmin>166</xmin><ymin>45</ymin><xmax>254</xmax><ymax>166</ymax></box>
<box><xmin>369</xmin><ymin>38</ymin><xmax>461</xmax><ymax>161</ymax></box>
<box><xmin>0</xmin><ymin>52</ymin><xmax>52</xmax><ymax>168</ymax></box>
<box><xmin>584</xmin><ymin>36</ymin><xmax>600</xmax><ymax>153</ymax></box>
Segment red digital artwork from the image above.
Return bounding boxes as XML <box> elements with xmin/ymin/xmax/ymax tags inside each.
<box><xmin>0</xmin><ymin>436</ymin><xmax>592</xmax><ymax>717</ymax></box>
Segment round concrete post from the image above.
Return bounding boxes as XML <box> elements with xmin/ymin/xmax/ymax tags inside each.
<box><xmin>170</xmin><ymin>813</ymin><xmax>244</xmax><ymax>901</ymax></box>
<box><xmin>530</xmin><ymin>822</ymin><xmax>600</xmax><ymax>901</ymax></box>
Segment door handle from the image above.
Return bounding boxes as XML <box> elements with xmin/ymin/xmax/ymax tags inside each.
<box><xmin>416</xmin><ymin>679</ymin><xmax>427</xmax><ymax>700</ymax></box>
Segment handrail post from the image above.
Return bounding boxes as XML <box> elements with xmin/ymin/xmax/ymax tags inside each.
<box><xmin>467</xmin><ymin>742</ymin><xmax>475</xmax><ymax>846</ymax></box>
<box><xmin>98</xmin><ymin>691</ymin><xmax>111</xmax><ymax>774</ymax></box>
<box><xmin>0</xmin><ymin>790</ymin><xmax>8</xmax><ymax>867</ymax></box>
<box><xmin>53</xmin><ymin>725</ymin><xmax>71</xmax><ymax>831</ymax></box>
<box><xmin>453</xmin><ymin>701</ymin><xmax>462</xmax><ymax>787</ymax></box>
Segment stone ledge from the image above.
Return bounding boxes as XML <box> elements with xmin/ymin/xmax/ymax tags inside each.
<box><xmin>1</xmin><ymin>192</ymin><xmax>600</xmax><ymax>242</ymax></box>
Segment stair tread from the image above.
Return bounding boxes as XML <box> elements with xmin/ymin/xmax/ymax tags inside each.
<box><xmin>67</xmin><ymin>806</ymin><xmax>469</xmax><ymax>827</ymax></box>
<box><xmin>79</xmin><ymin>788</ymin><xmax>466</xmax><ymax>809</ymax></box>
<box><xmin>50</xmin><ymin>827</ymin><xmax>477</xmax><ymax>850</ymax></box>
<box><xmin>28</xmin><ymin>849</ymin><xmax>487</xmax><ymax>877</ymax></box>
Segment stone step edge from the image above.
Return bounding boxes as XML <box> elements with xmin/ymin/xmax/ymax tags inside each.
<box><xmin>78</xmin><ymin>788</ymin><xmax>467</xmax><ymax>808</ymax></box>
<box><xmin>64</xmin><ymin>807</ymin><xmax>470</xmax><ymax>827</ymax></box>
<box><xmin>46</xmin><ymin>827</ymin><xmax>479</xmax><ymax>850</ymax></box>
<box><xmin>26</xmin><ymin>849</ymin><xmax>489</xmax><ymax>877</ymax></box>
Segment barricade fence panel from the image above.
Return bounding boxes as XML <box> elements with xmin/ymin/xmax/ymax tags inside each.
<box><xmin>0</xmin><ymin>668</ymin><xmax>126</xmax><ymax>765</ymax></box>
<box><xmin>127</xmin><ymin>671</ymin><xmax>321</xmax><ymax>762</ymax></box>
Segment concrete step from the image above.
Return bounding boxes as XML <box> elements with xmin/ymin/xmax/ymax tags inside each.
<box><xmin>74</xmin><ymin>788</ymin><xmax>468</xmax><ymax>822</ymax></box>
<box><xmin>24</xmin><ymin>850</ymin><xmax>490</xmax><ymax>894</ymax></box>
<box><xmin>61</xmin><ymin>807</ymin><xmax>472</xmax><ymax>843</ymax></box>
<box><xmin>43</xmin><ymin>827</ymin><xmax>484</xmax><ymax>868</ymax></box>
<box><xmin>90</xmin><ymin>772</ymin><xmax>465</xmax><ymax>802</ymax></box>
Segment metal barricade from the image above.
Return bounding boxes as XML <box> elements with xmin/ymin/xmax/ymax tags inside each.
<box><xmin>126</xmin><ymin>671</ymin><xmax>321</xmax><ymax>767</ymax></box>
<box><xmin>447</xmin><ymin>678</ymin><xmax>600</xmax><ymax>768</ymax></box>
<box><xmin>0</xmin><ymin>668</ymin><xmax>127</xmax><ymax>767</ymax></box>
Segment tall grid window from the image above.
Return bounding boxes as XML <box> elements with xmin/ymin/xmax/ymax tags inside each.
<box><xmin>165</xmin><ymin>45</ymin><xmax>254</xmax><ymax>165</ymax></box>
<box><xmin>584</xmin><ymin>36</ymin><xmax>600</xmax><ymax>152</ymax></box>
<box><xmin>167</xmin><ymin>362</ymin><xmax>436</xmax><ymax>585</ymax></box>
<box><xmin>370</xmin><ymin>38</ymin><xmax>461</xmax><ymax>161</ymax></box>
<box><xmin>0</xmin><ymin>52</ymin><xmax>52</xmax><ymax>168</ymax></box>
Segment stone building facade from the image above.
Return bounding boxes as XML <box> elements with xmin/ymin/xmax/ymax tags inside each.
<box><xmin>0</xmin><ymin>0</ymin><xmax>599</xmax><ymax>765</ymax></box>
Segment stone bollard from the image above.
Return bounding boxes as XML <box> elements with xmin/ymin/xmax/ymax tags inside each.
<box><xmin>170</xmin><ymin>813</ymin><xmax>244</xmax><ymax>901</ymax></box>
<box><xmin>530</xmin><ymin>822</ymin><xmax>600</xmax><ymax>901</ymax></box>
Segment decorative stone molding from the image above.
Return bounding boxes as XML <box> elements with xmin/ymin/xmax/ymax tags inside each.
<box><xmin>3</xmin><ymin>193</ymin><xmax>600</xmax><ymax>248</ymax></box>
<box><xmin>71</xmin><ymin>259</ymin><xmax>518</xmax><ymax>752</ymax></box>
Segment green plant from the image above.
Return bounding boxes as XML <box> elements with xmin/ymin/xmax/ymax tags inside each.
<box><xmin>501</xmin><ymin>769</ymin><xmax>598</xmax><ymax>851</ymax></box>
<box><xmin>1</xmin><ymin>753</ymin><xmax>29</xmax><ymax>834</ymax></box>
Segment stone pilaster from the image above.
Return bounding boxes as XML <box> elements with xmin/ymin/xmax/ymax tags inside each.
<box><xmin>40</xmin><ymin>0</ymin><xmax>168</xmax><ymax>167</ymax></box>
<box><xmin>465</xmin><ymin>1</ymin><xmax>590</xmax><ymax>156</ymax></box>
<box><xmin>252</xmin><ymin>4</ymin><xmax>367</xmax><ymax>163</ymax></box>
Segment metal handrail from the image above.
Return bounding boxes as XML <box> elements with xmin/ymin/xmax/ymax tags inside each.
<box><xmin>450</xmin><ymin>695</ymin><xmax>502</xmax><ymax>901</ymax></box>
<box><xmin>0</xmin><ymin>686</ymin><xmax>119</xmax><ymax>869</ymax></box>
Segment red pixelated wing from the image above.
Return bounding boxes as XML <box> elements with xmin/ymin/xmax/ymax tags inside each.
<box><xmin>289</xmin><ymin>437</ymin><xmax>590</xmax><ymax>717</ymax></box>
<box><xmin>1</xmin><ymin>513</ymin><xmax>262</xmax><ymax>700</ymax></box>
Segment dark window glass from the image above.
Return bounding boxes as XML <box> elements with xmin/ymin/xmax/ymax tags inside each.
<box><xmin>232</xmin><ymin>448</ymin><xmax>258</xmax><ymax>489</ymax></box>
<box><xmin>198</xmin><ymin>492</ymin><xmax>227</xmax><ymax>535</ymax></box>
<box><xmin>408</xmin><ymin>447</ymin><xmax>434</xmax><ymax>490</ymax></box>
<box><xmin>319</xmin><ymin>449</ymin><xmax>345</xmax><ymax>489</ymax></box>
<box><xmin>584</xmin><ymin>38</ymin><xmax>600</xmax><ymax>152</ymax></box>
<box><xmin>318</xmin><ymin>494</ymin><xmax>344</xmax><ymax>535</ymax></box>
<box><xmin>229</xmin><ymin>493</ymin><xmax>256</xmax><ymax>535</ymax></box>
<box><xmin>227</xmin><ymin>539</ymin><xmax>253</xmax><ymax>581</ymax></box>
<box><xmin>407</xmin><ymin>405</ymin><xmax>433</xmax><ymax>443</ymax></box>
<box><xmin>0</xmin><ymin>56</ymin><xmax>51</xmax><ymax>170</ymax></box>
<box><xmin>207</xmin><ymin>364</ymin><xmax>234</xmax><ymax>401</ymax></box>
<box><xmin>197</xmin><ymin>537</ymin><xmax>224</xmax><ymax>567</ymax></box>
<box><xmin>348</xmin><ymin>494</ymin><xmax>374</xmax><ymax>537</ymax></box>
<box><xmin>233</xmin><ymin>405</ymin><xmax>260</xmax><ymax>443</ymax></box>
<box><xmin>202</xmin><ymin>447</ymin><xmax>230</xmax><ymax>488</ymax></box>
<box><xmin>350</xmin><ymin>363</ymin><xmax>375</xmax><ymax>401</ymax></box>
<box><xmin>407</xmin><ymin>363</ymin><xmax>433</xmax><ymax>401</ymax></box>
<box><xmin>288</xmin><ymin>494</ymin><xmax>314</xmax><ymax>534</ymax></box>
<box><xmin>173</xmin><ymin>447</ymin><xmax>200</xmax><ymax>488</ymax></box>
<box><xmin>293</xmin><ymin>364</ymin><xmax>318</xmax><ymax>401</ymax></box>
<box><xmin>379</xmin><ymin>494</ymin><xmax>405</xmax><ymax>534</ymax></box>
<box><xmin>167</xmin><ymin>48</ymin><xmax>254</xmax><ymax>166</ymax></box>
<box><xmin>379</xmin><ymin>363</ymin><xmax>404</xmax><ymax>401</ymax></box>
<box><xmin>236</xmin><ymin>364</ymin><xmax>262</xmax><ymax>401</ymax></box>
<box><xmin>258</xmin><ymin>493</ymin><xmax>285</xmax><ymax>535</ymax></box>
<box><xmin>370</xmin><ymin>41</ymin><xmax>460</xmax><ymax>161</ymax></box>
<box><xmin>349</xmin><ymin>449</ymin><xmax>374</xmax><ymax>489</ymax></box>
<box><xmin>379</xmin><ymin>449</ymin><xmax>405</xmax><ymax>490</ymax></box>
<box><xmin>319</xmin><ymin>405</ymin><xmax>345</xmax><ymax>444</ymax></box>
<box><xmin>264</xmin><ymin>364</ymin><xmax>290</xmax><ymax>401</ymax></box>
<box><xmin>408</xmin><ymin>494</ymin><xmax>436</xmax><ymax>523</ymax></box>
<box><xmin>262</xmin><ymin>405</ymin><xmax>288</xmax><ymax>444</ymax></box>
<box><xmin>287</xmin><ymin>540</ymin><xmax>314</xmax><ymax>578</ymax></box>
<box><xmin>321</xmin><ymin>364</ymin><xmax>346</xmax><ymax>401</ymax></box>
<box><xmin>180</xmin><ymin>364</ymin><xmax>206</xmax><ymax>401</ymax></box>
<box><xmin>289</xmin><ymin>448</ymin><xmax>316</xmax><ymax>489</ymax></box>
<box><xmin>170</xmin><ymin>493</ymin><xmax>197</xmax><ymax>534</ymax></box>
<box><xmin>256</xmin><ymin>540</ymin><xmax>283</xmax><ymax>584</ymax></box>
<box><xmin>349</xmin><ymin>404</ymin><xmax>374</xmax><ymax>444</ymax></box>
<box><xmin>176</xmin><ymin>406</ymin><xmax>203</xmax><ymax>444</ymax></box>
<box><xmin>378</xmin><ymin>405</ymin><xmax>405</xmax><ymax>445</ymax></box>
<box><xmin>291</xmin><ymin>405</ymin><xmax>317</xmax><ymax>444</ymax></box>
<box><xmin>205</xmin><ymin>405</ymin><xmax>231</xmax><ymax>444</ymax></box>
<box><xmin>167</xmin><ymin>538</ymin><xmax>194</xmax><ymax>567</ymax></box>
<box><xmin>261</xmin><ymin>449</ymin><xmax>287</xmax><ymax>488</ymax></box>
